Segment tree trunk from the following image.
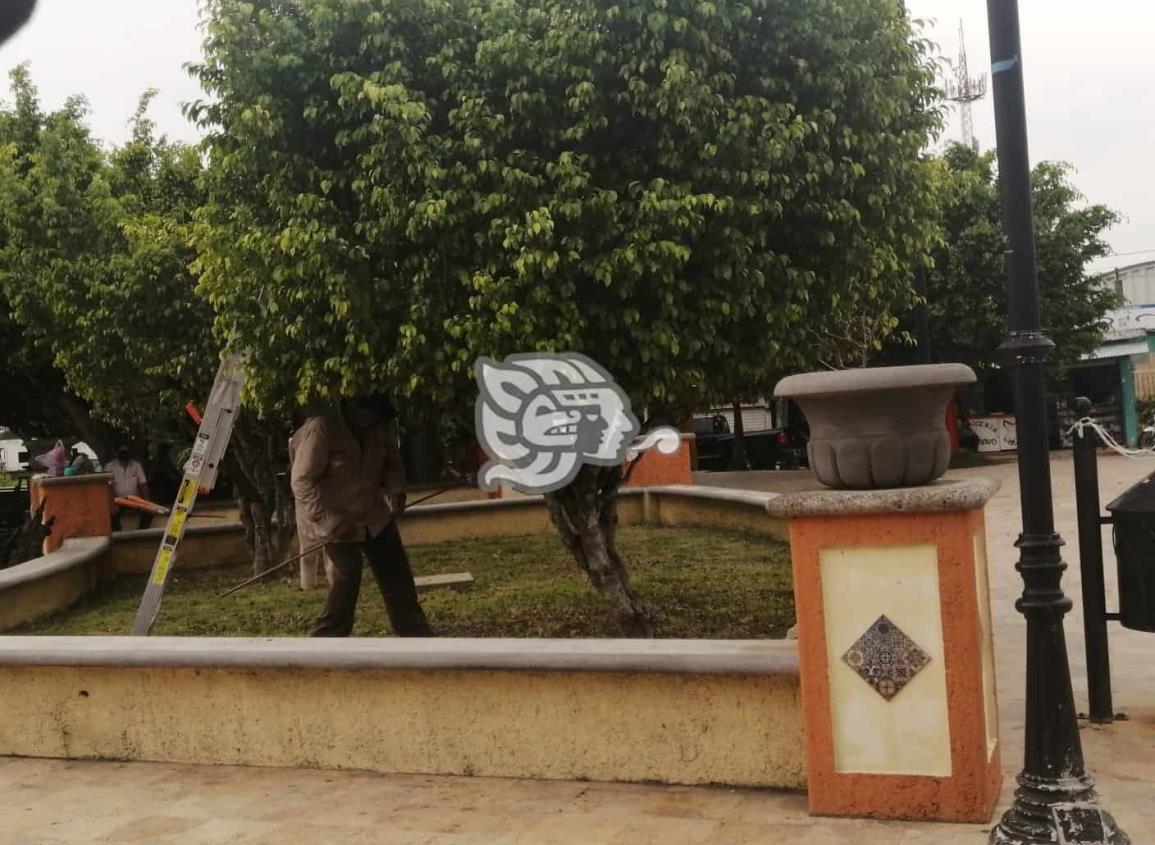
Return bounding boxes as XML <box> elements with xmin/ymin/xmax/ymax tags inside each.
<box><xmin>729</xmin><ymin>400</ymin><xmax>749</xmax><ymax>471</ymax></box>
<box><xmin>543</xmin><ymin>464</ymin><xmax>653</xmax><ymax>636</ymax></box>
<box><xmin>56</xmin><ymin>393</ymin><xmax>119</xmax><ymax>461</ymax></box>
<box><xmin>227</xmin><ymin>415</ymin><xmax>295</xmax><ymax>576</ymax></box>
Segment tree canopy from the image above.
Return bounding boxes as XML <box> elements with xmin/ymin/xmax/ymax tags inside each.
<box><xmin>0</xmin><ymin>68</ymin><xmax>213</xmax><ymax>442</ymax></box>
<box><xmin>186</xmin><ymin>0</ymin><xmax>944</xmax><ymax>632</ymax></box>
<box><xmin>192</xmin><ymin>0</ymin><xmax>942</xmax><ymax>421</ymax></box>
<box><xmin>920</xmin><ymin>144</ymin><xmax>1121</xmax><ymax>374</ymax></box>
<box><xmin>0</xmin><ymin>68</ymin><xmax>294</xmax><ymax>573</ymax></box>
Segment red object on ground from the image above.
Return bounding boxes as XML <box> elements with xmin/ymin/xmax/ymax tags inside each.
<box><xmin>185</xmin><ymin>400</ymin><xmax>202</xmax><ymax>425</ymax></box>
<box><xmin>114</xmin><ymin>495</ymin><xmax>168</xmax><ymax>515</ymax></box>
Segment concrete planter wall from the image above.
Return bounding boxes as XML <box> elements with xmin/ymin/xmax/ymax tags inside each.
<box><xmin>775</xmin><ymin>364</ymin><xmax>976</xmax><ymax>489</ymax></box>
<box><xmin>0</xmin><ymin>637</ymin><xmax>804</xmax><ymax>789</ymax></box>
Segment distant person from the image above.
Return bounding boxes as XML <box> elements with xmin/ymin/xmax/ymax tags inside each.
<box><xmin>69</xmin><ymin>449</ymin><xmax>94</xmax><ymax>475</ymax></box>
<box><xmin>109</xmin><ymin>446</ymin><xmax>151</xmax><ymax>531</ymax></box>
<box><xmin>290</xmin><ymin>397</ymin><xmax>431</xmax><ymax>637</ymax></box>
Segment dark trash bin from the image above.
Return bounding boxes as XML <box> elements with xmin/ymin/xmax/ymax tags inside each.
<box><xmin>1106</xmin><ymin>473</ymin><xmax>1155</xmax><ymax>632</ymax></box>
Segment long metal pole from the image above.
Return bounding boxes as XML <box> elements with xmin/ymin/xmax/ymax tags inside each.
<box><xmin>216</xmin><ymin>485</ymin><xmax>456</xmax><ymax>598</ymax></box>
<box><xmin>1071</xmin><ymin>397</ymin><xmax>1115</xmax><ymax>724</ymax></box>
<box><xmin>985</xmin><ymin>3</ymin><xmax>1129</xmax><ymax>843</ymax></box>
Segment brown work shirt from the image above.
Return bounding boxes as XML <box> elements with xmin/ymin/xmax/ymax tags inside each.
<box><xmin>289</xmin><ymin>412</ymin><xmax>406</xmax><ymax>547</ymax></box>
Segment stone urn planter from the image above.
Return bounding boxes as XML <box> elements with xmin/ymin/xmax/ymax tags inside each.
<box><xmin>774</xmin><ymin>363</ymin><xmax>976</xmax><ymax>489</ymax></box>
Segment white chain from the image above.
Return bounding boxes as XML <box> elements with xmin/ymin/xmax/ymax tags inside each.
<box><xmin>1067</xmin><ymin>416</ymin><xmax>1155</xmax><ymax>458</ymax></box>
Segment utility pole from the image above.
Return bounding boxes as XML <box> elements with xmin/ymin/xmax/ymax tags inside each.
<box><xmin>984</xmin><ymin>2</ymin><xmax>1129</xmax><ymax>843</ymax></box>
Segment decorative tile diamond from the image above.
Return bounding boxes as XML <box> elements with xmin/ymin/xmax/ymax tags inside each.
<box><xmin>841</xmin><ymin>615</ymin><xmax>931</xmax><ymax>701</ymax></box>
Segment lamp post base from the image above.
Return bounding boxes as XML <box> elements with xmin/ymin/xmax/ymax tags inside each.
<box><xmin>990</xmin><ymin>774</ymin><xmax>1130</xmax><ymax>845</ymax></box>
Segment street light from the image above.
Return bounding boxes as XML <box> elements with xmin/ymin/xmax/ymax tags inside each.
<box><xmin>983</xmin><ymin>1</ymin><xmax>1129</xmax><ymax>843</ymax></box>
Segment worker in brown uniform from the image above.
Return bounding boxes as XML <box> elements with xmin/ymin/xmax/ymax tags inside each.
<box><xmin>289</xmin><ymin>397</ymin><xmax>432</xmax><ymax>637</ymax></box>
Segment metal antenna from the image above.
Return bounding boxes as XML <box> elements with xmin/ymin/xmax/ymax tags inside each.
<box><xmin>945</xmin><ymin>20</ymin><xmax>989</xmax><ymax>152</ymax></box>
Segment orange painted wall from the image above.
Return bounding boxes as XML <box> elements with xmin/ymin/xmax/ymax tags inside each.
<box><xmin>623</xmin><ymin>436</ymin><xmax>693</xmax><ymax>488</ymax></box>
<box><xmin>29</xmin><ymin>474</ymin><xmax>113</xmax><ymax>554</ymax></box>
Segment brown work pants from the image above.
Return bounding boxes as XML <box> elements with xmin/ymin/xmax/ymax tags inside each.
<box><xmin>310</xmin><ymin>522</ymin><xmax>431</xmax><ymax>637</ymax></box>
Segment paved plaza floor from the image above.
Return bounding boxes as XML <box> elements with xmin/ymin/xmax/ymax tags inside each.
<box><xmin>2</xmin><ymin>453</ymin><xmax>1153</xmax><ymax>844</ymax></box>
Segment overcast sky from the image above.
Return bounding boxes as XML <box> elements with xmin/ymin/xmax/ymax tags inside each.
<box><xmin>1</xmin><ymin>0</ymin><xmax>1151</xmax><ymax>273</ymax></box>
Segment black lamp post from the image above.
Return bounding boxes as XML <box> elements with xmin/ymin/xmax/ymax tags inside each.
<box><xmin>984</xmin><ymin>2</ymin><xmax>1129</xmax><ymax>843</ymax></box>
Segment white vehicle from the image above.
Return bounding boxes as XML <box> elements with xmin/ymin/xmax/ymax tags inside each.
<box><xmin>0</xmin><ymin>439</ymin><xmax>30</xmax><ymax>474</ymax></box>
<box><xmin>0</xmin><ymin>437</ymin><xmax>99</xmax><ymax>474</ymax></box>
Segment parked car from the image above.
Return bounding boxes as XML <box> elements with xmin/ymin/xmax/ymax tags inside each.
<box><xmin>691</xmin><ymin>403</ymin><xmax>809</xmax><ymax>471</ymax></box>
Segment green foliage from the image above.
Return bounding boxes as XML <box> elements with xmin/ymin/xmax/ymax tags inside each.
<box><xmin>922</xmin><ymin>144</ymin><xmax>1122</xmax><ymax>374</ymax></box>
<box><xmin>0</xmin><ymin>67</ymin><xmax>213</xmax><ymax>439</ymax></box>
<box><xmin>0</xmin><ymin>68</ymin><xmax>297</xmax><ymax>573</ymax></box>
<box><xmin>192</xmin><ymin>0</ymin><xmax>941</xmax><ymax>417</ymax></box>
<box><xmin>20</xmin><ymin>526</ymin><xmax>795</xmax><ymax>638</ymax></box>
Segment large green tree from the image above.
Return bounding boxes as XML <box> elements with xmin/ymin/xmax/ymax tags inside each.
<box><xmin>0</xmin><ymin>69</ymin><xmax>120</xmax><ymax>453</ymax></box>
<box><xmin>192</xmin><ymin>0</ymin><xmax>941</xmax><ymax>632</ymax></box>
<box><xmin>0</xmin><ymin>68</ymin><xmax>294</xmax><ymax>573</ymax></box>
<box><xmin>921</xmin><ymin>144</ymin><xmax>1121</xmax><ymax>374</ymax></box>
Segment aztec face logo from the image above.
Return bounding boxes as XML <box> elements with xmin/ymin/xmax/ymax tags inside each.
<box><xmin>474</xmin><ymin>353</ymin><xmax>680</xmax><ymax>494</ymax></box>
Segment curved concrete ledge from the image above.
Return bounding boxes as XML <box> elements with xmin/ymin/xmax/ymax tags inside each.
<box><xmin>766</xmin><ymin>476</ymin><xmax>1000</xmax><ymax>518</ymax></box>
<box><xmin>0</xmin><ymin>637</ymin><xmax>804</xmax><ymax>788</ymax></box>
<box><xmin>108</xmin><ymin>520</ymin><xmax>251</xmax><ymax>574</ymax></box>
<box><xmin>640</xmin><ymin>485</ymin><xmax>787</xmax><ymax>539</ymax></box>
<box><xmin>0</xmin><ymin>537</ymin><xmax>110</xmax><ymax>630</ymax></box>
<box><xmin>0</xmin><ymin>537</ymin><xmax>109</xmax><ymax>589</ymax></box>
<box><xmin>0</xmin><ymin>635</ymin><xmax>799</xmax><ymax>676</ymax></box>
<box><xmin>398</xmin><ymin>485</ymin><xmax>787</xmax><ymax>545</ymax></box>
<box><xmin>0</xmin><ymin>489</ymin><xmax>803</xmax><ymax>789</ymax></box>
<box><xmin>112</xmin><ymin>520</ymin><xmax>248</xmax><ymax>541</ymax></box>
<box><xmin>644</xmin><ymin>484</ymin><xmax>778</xmax><ymax>510</ymax></box>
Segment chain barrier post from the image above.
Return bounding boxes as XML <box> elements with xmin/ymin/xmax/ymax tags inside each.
<box><xmin>1071</xmin><ymin>397</ymin><xmax>1115</xmax><ymax>724</ymax></box>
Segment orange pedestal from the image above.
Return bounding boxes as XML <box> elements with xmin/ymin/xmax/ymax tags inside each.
<box><xmin>623</xmin><ymin>434</ymin><xmax>693</xmax><ymax>488</ymax></box>
<box><xmin>29</xmin><ymin>473</ymin><xmax>114</xmax><ymax>554</ymax></box>
<box><xmin>769</xmin><ymin>479</ymin><xmax>1002</xmax><ymax>823</ymax></box>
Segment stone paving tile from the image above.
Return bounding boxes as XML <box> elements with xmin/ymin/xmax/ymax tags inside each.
<box><xmin>723</xmin><ymin>789</ymin><xmax>814</xmax><ymax>827</ymax></box>
<box><xmin>242</xmin><ymin>822</ymin><xmax>370</xmax><ymax>845</ymax></box>
<box><xmin>601</xmin><ymin>815</ymin><xmax>721</xmax><ymax>844</ymax></box>
<box><xmin>614</xmin><ymin>786</ymin><xmax>749</xmax><ymax>821</ymax></box>
<box><xmin>896</xmin><ymin>827</ymin><xmax>997</xmax><ymax>845</ymax></box>
<box><xmin>341</xmin><ymin>829</ymin><xmax>437</xmax><ymax>845</ymax></box>
<box><xmin>0</xmin><ymin>790</ymin><xmax>125</xmax><ymax>833</ymax></box>
<box><xmin>9</xmin><ymin>811</ymin><xmax>130</xmax><ymax>843</ymax></box>
<box><xmin>384</xmin><ymin>807</ymin><xmax>538</xmax><ymax>838</ymax></box>
<box><xmin>94</xmin><ymin>814</ymin><xmax>207</xmax><ymax>843</ymax></box>
<box><xmin>508</xmin><ymin>811</ymin><xmax>632</xmax><ymax>844</ymax></box>
<box><xmin>158</xmin><ymin>817</ymin><xmax>284</xmax><ymax>845</ymax></box>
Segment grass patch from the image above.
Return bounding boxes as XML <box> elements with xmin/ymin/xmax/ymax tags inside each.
<box><xmin>19</xmin><ymin>526</ymin><xmax>795</xmax><ymax>639</ymax></box>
